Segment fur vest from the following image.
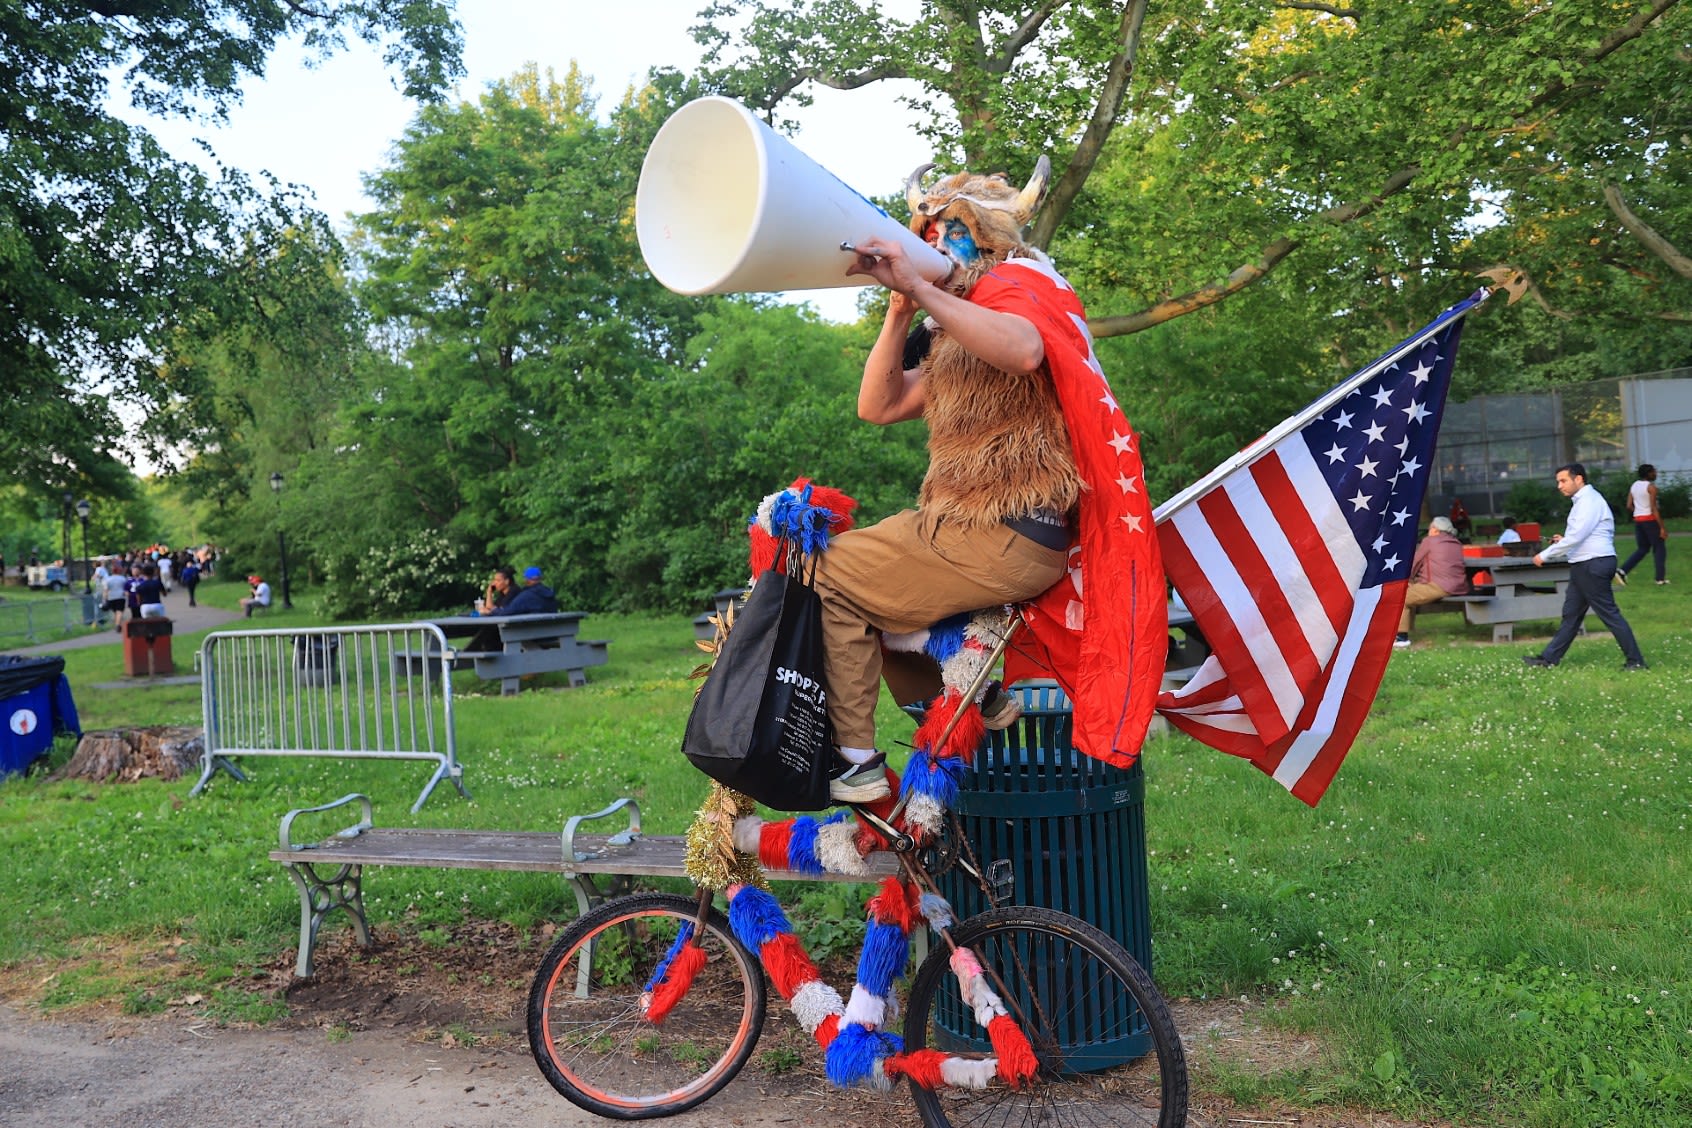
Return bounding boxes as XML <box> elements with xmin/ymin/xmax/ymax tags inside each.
<box><xmin>917</xmin><ymin>292</ymin><xmax>1080</xmax><ymax>530</ymax></box>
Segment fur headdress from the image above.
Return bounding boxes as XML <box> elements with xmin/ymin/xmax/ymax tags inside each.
<box><xmin>905</xmin><ymin>157</ymin><xmax>1051</xmax><ymax>290</ymax></box>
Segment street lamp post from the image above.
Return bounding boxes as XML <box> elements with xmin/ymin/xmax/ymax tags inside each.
<box><xmin>75</xmin><ymin>499</ymin><xmax>92</xmax><ymax>594</ymax></box>
<box><xmin>60</xmin><ymin>491</ymin><xmax>73</xmax><ymax>569</ymax></box>
<box><xmin>269</xmin><ymin>472</ymin><xmax>294</xmax><ymax>610</ymax></box>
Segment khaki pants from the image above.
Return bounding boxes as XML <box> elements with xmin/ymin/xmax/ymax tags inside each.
<box><xmin>810</xmin><ymin>509</ymin><xmax>1067</xmax><ymax>749</ymax></box>
<box><xmin>1399</xmin><ymin>582</ymin><xmax>1452</xmax><ymax>633</ymax></box>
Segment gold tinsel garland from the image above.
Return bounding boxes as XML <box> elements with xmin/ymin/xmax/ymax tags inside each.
<box><xmin>683</xmin><ymin>598</ymin><xmax>765</xmax><ymax>890</ymax></box>
<box><xmin>683</xmin><ymin>781</ymin><xmax>765</xmax><ymax>891</ymax></box>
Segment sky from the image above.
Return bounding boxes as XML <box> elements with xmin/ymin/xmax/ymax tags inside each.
<box><xmin>113</xmin><ymin>1</ymin><xmax>932</xmax><ymax>322</ymax></box>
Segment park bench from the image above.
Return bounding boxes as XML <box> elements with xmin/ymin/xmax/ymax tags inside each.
<box><xmin>269</xmin><ymin>792</ymin><xmax>901</xmax><ymax>977</ymax></box>
<box><xmin>391</xmin><ymin>611</ymin><xmax>609</xmax><ymax>694</ymax></box>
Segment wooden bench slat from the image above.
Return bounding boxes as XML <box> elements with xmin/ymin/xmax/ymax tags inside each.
<box><xmin>270</xmin><ymin>828</ymin><xmax>900</xmax><ymax>881</ymax></box>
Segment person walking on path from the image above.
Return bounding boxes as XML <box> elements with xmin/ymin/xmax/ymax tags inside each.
<box><xmin>1394</xmin><ymin>515</ymin><xmax>1468</xmax><ymax>648</ymax></box>
<box><xmin>179</xmin><ymin>558</ymin><xmax>201</xmax><ymax>606</ymax></box>
<box><xmin>1523</xmin><ymin>463</ymin><xmax>1648</xmax><ymax>671</ymax></box>
<box><xmin>100</xmin><ymin>567</ymin><xmax>129</xmax><ymax>633</ymax></box>
<box><xmin>1617</xmin><ymin>463</ymin><xmax>1668</xmax><ymax>585</ymax></box>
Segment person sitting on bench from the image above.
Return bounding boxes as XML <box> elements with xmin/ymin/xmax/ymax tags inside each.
<box><xmin>241</xmin><ymin>574</ymin><xmax>272</xmax><ymax>617</ymax></box>
<box><xmin>465</xmin><ymin>566</ymin><xmax>558</xmax><ymax>651</ymax></box>
<box><xmin>1394</xmin><ymin>516</ymin><xmax>1467</xmax><ymax>649</ymax></box>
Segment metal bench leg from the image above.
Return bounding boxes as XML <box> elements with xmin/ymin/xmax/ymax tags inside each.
<box><xmin>283</xmin><ymin>861</ymin><xmax>370</xmax><ymax>978</ymax></box>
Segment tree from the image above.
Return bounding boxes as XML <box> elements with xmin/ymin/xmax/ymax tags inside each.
<box><xmin>314</xmin><ymin>66</ymin><xmax>715</xmax><ymax>613</ymax></box>
<box><xmin>694</xmin><ymin>0</ymin><xmax>1690</xmax><ymax>337</ymax></box>
<box><xmin>0</xmin><ymin>0</ymin><xmax>463</xmax><ymax>490</ymax></box>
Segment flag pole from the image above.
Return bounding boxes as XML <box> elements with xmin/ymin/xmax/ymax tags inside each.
<box><xmin>1152</xmin><ymin>288</ymin><xmax>1491</xmax><ymax>525</ymax></box>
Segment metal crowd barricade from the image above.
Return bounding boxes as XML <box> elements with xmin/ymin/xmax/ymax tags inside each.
<box><xmin>196</xmin><ymin>623</ymin><xmax>466</xmax><ymax>813</ymax></box>
<box><xmin>0</xmin><ymin>595</ymin><xmax>101</xmax><ymax>644</ymax></box>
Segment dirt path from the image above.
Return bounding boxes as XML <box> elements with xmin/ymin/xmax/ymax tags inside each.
<box><xmin>0</xmin><ymin>922</ymin><xmax>1459</xmax><ymax>1128</ymax></box>
<box><xmin>0</xmin><ymin>1002</ymin><xmax>913</xmax><ymax>1128</ymax></box>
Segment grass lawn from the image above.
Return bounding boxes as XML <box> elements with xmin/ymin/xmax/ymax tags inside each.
<box><xmin>1</xmin><ymin>559</ymin><xmax>1687</xmax><ymax>1127</ymax></box>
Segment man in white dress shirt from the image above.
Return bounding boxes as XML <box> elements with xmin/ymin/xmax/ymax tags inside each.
<box><xmin>1523</xmin><ymin>463</ymin><xmax>1647</xmax><ymax>670</ymax></box>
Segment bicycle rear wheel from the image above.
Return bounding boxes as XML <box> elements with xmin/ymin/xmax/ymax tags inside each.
<box><xmin>527</xmin><ymin>892</ymin><xmax>766</xmax><ymax>1119</ymax></box>
<box><xmin>904</xmin><ymin>905</ymin><xmax>1187</xmax><ymax>1128</ymax></box>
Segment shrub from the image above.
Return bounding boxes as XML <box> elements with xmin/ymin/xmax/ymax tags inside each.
<box><xmin>317</xmin><ymin>529</ymin><xmax>482</xmax><ymax>619</ymax></box>
<box><xmin>1656</xmin><ymin>475</ymin><xmax>1691</xmax><ymax>519</ymax></box>
<box><xmin>1501</xmin><ymin>479</ymin><xmax>1566</xmax><ymax>525</ymax></box>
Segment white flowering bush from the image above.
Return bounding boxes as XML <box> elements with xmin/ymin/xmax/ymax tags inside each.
<box><xmin>317</xmin><ymin>529</ymin><xmax>482</xmax><ymax>619</ymax></box>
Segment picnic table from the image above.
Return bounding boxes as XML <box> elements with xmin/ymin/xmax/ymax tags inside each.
<box><xmin>394</xmin><ymin>611</ymin><xmax>609</xmax><ymax>695</ymax></box>
<box><xmin>1441</xmin><ymin>555</ymin><xmax>1582</xmax><ymax>643</ymax></box>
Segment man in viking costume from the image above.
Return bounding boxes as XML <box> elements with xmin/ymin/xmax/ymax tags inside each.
<box><xmin>821</xmin><ymin>160</ymin><xmax>1164</xmax><ymax>803</ymax></box>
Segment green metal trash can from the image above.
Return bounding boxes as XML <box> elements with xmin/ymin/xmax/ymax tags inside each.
<box><xmin>934</xmin><ymin>680</ymin><xmax>1153</xmax><ymax>1067</ymax></box>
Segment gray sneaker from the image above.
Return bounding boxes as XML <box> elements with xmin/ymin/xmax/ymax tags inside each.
<box><xmin>829</xmin><ymin>753</ymin><xmax>890</xmax><ymax>803</ymax></box>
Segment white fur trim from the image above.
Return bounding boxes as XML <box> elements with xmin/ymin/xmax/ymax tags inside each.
<box><xmin>881</xmin><ymin>626</ymin><xmax>931</xmax><ymax>653</ymax></box>
<box><xmin>753</xmin><ymin>492</ymin><xmax>780</xmax><ymax>536</ymax></box>
<box><xmin>967</xmin><ymin>979</ymin><xmax>1010</xmax><ymax>1027</ymax></box>
<box><xmin>816</xmin><ymin>822</ymin><xmax>873</xmax><ymax>875</ymax></box>
<box><xmin>732</xmin><ymin>816</ymin><xmax>764</xmax><ymax>855</ymax></box>
<box><xmin>903</xmin><ymin>793</ymin><xmax>947</xmax><ymax>839</ymax></box>
<box><xmin>790</xmin><ymin>980</ymin><xmax>844</xmax><ymax>1034</ymax></box>
<box><xmin>939</xmin><ymin>1057</ymin><xmax>1000</xmax><ymax>1089</ymax></box>
<box><xmin>842</xmin><ymin>984</ymin><xmax>886</xmax><ymax>1030</ymax></box>
<box><xmin>866</xmin><ymin>1059</ymin><xmax>896</xmax><ymax>1092</ymax></box>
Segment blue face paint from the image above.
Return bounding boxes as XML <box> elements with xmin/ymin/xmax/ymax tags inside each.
<box><xmin>939</xmin><ymin>219</ymin><xmax>979</xmax><ymax>264</ymax></box>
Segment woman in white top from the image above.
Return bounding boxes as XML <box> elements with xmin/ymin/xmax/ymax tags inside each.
<box><xmin>1617</xmin><ymin>463</ymin><xmax>1667</xmax><ymax>585</ymax></box>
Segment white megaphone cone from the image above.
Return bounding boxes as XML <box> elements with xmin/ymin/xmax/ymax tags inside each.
<box><xmin>636</xmin><ymin>96</ymin><xmax>949</xmax><ymax>296</ymax></box>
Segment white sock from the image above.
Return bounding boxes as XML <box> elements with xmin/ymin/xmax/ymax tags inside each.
<box><xmin>838</xmin><ymin>745</ymin><xmax>879</xmax><ymax>766</ymax></box>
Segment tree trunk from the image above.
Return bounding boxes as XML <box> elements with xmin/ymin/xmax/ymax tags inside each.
<box><xmin>58</xmin><ymin>726</ymin><xmax>203</xmax><ymax>783</ymax></box>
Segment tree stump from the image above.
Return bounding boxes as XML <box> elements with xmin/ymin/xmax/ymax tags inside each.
<box><xmin>58</xmin><ymin>726</ymin><xmax>203</xmax><ymax>782</ymax></box>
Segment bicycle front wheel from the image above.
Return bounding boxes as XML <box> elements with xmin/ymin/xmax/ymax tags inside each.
<box><xmin>905</xmin><ymin>905</ymin><xmax>1187</xmax><ymax>1128</ymax></box>
<box><xmin>527</xmin><ymin>892</ymin><xmax>766</xmax><ymax>1120</ymax></box>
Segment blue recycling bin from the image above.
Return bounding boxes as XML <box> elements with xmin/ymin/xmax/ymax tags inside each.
<box><xmin>0</xmin><ymin>655</ymin><xmax>81</xmax><ymax>777</ymax></box>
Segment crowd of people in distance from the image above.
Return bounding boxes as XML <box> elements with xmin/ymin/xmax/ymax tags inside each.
<box><xmin>93</xmin><ymin>546</ymin><xmax>216</xmax><ymax>632</ymax></box>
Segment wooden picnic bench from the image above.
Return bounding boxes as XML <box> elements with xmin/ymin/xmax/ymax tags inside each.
<box><xmin>1418</xmin><ymin>557</ymin><xmax>1585</xmax><ymax>643</ymax></box>
<box><xmin>269</xmin><ymin>793</ymin><xmax>901</xmax><ymax>977</ymax></box>
<box><xmin>392</xmin><ymin>611</ymin><xmax>609</xmax><ymax>695</ymax></box>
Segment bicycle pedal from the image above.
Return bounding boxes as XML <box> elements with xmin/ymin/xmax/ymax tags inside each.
<box><xmin>987</xmin><ymin>859</ymin><xmax>1015</xmax><ymax>902</ymax></box>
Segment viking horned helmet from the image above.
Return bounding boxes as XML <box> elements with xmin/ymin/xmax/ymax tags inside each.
<box><xmin>905</xmin><ymin>156</ymin><xmax>1051</xmax><ymax>267</ymax></box>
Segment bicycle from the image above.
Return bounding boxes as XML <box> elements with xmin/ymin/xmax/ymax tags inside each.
<box><xmin>524</xmin><ymin>681</ymin><xmax>1189</xmax><ymax>1126</ymax></box>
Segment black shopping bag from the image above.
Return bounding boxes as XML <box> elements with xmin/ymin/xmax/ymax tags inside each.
<box><xmin>682</xmin><ymin>564</ymin><xmax>833</xmax><ymax>811</ymax></box>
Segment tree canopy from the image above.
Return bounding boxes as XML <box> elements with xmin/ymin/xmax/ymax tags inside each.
<box><xmin>698</xmin><ymin>0</ymin><xmax>1692</xmax><ymax>340</ymax></box>
<box><xmin>0</xmin><ymin>0</ymin><xmax>464</xmax><ymax>492</ymax></box>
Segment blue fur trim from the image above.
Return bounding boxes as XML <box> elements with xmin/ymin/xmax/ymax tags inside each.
<box><xmin>822</xmin><ymin>810</ymin><xmax>849</xmax><ymax>826</ymax></box>
<box><xmin>727</xmin><ymin>885</ymin><xmax>793</xmax><ymax>951</ymax></box>
<box><xmin>786</xmin><ymin>816</ymin><xmax>823</xmax><ymax>875</ymax></box>
<box><xmin>771</xmin><ymin>484</ymin><xmax>837</xmax><ymax>556</ymax></box>
<box><xmin>825</xmin><ymin>1024</ymin><xmax>905</xmax><ymax>1088</ymax></box>
<box><xmin>924</xmin><ymin>613</ymin><xmax>970</xmax><ymax>663</ymax></box>
<box><xmin>857</xmin><ymin>921</ymin><xmax>909</xmax><ymax>997</ymax></box>
<box><xmin>899</xmin><ymin>751</ymin><xmax>966</xmax><ymax>810</ymax></box>
<box><xmin>918</xmin><ymin>892</ymin><xmax>955</xmax><ymax>931</ymax></box>
<box><xmin>642</xmin><ymin>921</ymin><xmax>695</xmax><ymax>993</ymax></box>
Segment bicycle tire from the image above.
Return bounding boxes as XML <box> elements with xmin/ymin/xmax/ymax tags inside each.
<box><xmin>527</xmin><ymin>892</ymin><xmax>766</xmax><ymax>1120</ymax></box>
<box><xmin>904</xmin><ymin>905</ymin><xmax>1187</xmax><ymax>1128</ymax></box>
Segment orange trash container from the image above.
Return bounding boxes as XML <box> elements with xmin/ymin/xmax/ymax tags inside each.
<box><xmin>123</xmin><ymin>618</ymin><xmax>175</xmax><ymax>677</ymax></box>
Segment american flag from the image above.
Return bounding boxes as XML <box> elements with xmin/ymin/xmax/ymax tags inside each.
<box><xmin>1154</xmin><ymin>290</ymin><xmax>1490</xmax><ymax>805</ymax></box>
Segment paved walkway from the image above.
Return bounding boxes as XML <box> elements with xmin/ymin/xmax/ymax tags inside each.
<box><xmin>2</xmin><ymin>599</ymin><xmax>243</xmax><ymax>657</ymax></box>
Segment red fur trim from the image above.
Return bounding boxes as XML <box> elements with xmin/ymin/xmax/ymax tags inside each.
<box><xmin>865</xmin><ymin>875</ymin><xmax>919</xmax><ymax>932</ymax></box>
<box><xmin>643</xmin><ymin>941</ymin><xmax>706</xmax><ymax>1024</ymax></box>
<box><xmin>987</xmin><ymin>1014</ymin><xmax>1040</xmax><ymax>1087</ymax></box>
<box><xmin>759</xmin><ymin>820</ymin><xmax>794</xmax><ymax>872</ymax></box>
<box><xmin>913</xmin><ymin>690</ymin><xmax>986</xmax><ymax>764</ymax></box>
<box><xmin>883</xmin><ymin>1049</ymin><xmax>948</xmax><ymax>1090</ymax></box>
<box><xmin>748</xmin><ymin>526</ymin><xmax>781</xmax><ymax>577</ymax></box>
<box><xmin>759</xmin><ymin>932</ymin><xmax>820</xmax><ymax>1000</ymax></box>
<box><xmin>794</xmin><ymin>479</ymin><xmax>858</xmax><ymax>533</ymax></box>
<box><xmin>945</xmin><ymin>705</ymin><xmax>986</xmax><ymax>765</ymax></box>
<box><xmin>814</xmin><ymin>1012</ymin><xmax>841</xmax><ymax>1049</ymax></box>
